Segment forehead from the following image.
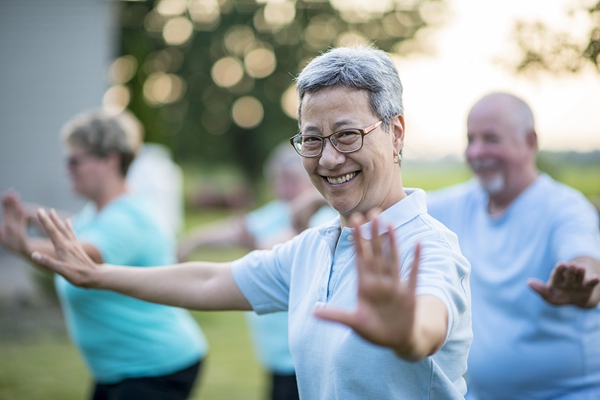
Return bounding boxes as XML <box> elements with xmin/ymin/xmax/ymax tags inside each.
<box><xmin>467</xmin><ymin>102</ymin><xmax>517</xmax><ymax>138</ymax></box>
<box><xmin>300</xmin><ymin>87</ymin><xmax>374</xmax><ymax>130</ymax></box>
<box><xmin>66</xmin><ymin>143</ymin><xmax>90</xmax><ymax>155</ymax></box>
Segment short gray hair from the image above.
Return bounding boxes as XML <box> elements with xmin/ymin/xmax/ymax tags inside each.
<box><xmin>295</xmin><ymin>45</ymin><xmax>404</xmax><ymax>131</ymax></box>
<box><xmin>61</xmin><ymin>109</ymin><xmax>136</xmax><ymax>176</ymax></box>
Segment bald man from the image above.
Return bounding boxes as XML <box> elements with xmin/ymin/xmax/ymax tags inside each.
<box><xmin>427</xmin><ymin>92</ymin><xmax>600</xmax><ymax>399</ymax></box>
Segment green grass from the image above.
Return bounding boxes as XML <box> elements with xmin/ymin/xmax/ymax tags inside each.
<box><xmin>0</xmin><ymin>245</ymin><xmax>266</xmax><ymax>400</ymax></box>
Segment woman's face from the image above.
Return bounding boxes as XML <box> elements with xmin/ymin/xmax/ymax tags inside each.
<box><xmin>299</xmin><ymin>87</ymin><xmax>405</xmax><ymax>225</ymax></box>
<box><xmin>65</xmin><ymin>145</ymin><xmax>107</xmax><ymax>199</ymax></box>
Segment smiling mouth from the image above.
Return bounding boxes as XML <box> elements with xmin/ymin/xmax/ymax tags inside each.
<box><xmin>325</xmin><ymin>172</ymin><xmax>358</xmax><ymax>185</ymax></box>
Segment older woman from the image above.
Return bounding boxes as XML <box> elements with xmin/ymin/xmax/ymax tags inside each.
<box><xmin>0</xmin><ymin>110</ymin><xmax>207</xmax><ymax>400</ymax></box>
<box><xmin>32</xmin><ymin>46</ymin><xmax>472</xmax><ymax>399</ymax></box>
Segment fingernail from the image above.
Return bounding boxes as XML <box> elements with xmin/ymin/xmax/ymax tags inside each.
<box><xmin>31</xmin><ymin>252</ymin><xmax>41</xmax><ymax>261</ymax></box>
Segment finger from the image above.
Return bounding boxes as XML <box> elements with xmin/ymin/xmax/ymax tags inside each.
<box><xmin>549</xmin><ymin>264</ymin><xmax>568</xmax><ymax>286</ymax></box>
<box><xmin>562</xmin><ymin>266</ymin><xmax>579</xmax><ymax>287</ymax></box>
<box><xmin>408</xmin><ymin>242</ymin><xmax>421</xmax><ymax>291</ymax></box>
<box><xmin>351</xmin><ymin>217</ymin><xmax>368</xmax><ymax>279</ymax></box>
<box><xmin>31</xmin><ymin>251</ymin><xmax>64</xmax><ymax>275</ymax></box>
<box><xmin>528</xmin><ymin>278</ymin><xmax>550</xmax><ymax>299</ymax></box>
<box><xmin>313</xmin><ymin>307</ymin><xmax>357</xmax><ymax>328</ymax></box>
<box><xmin>571</xmin><ymin>266</ymin><xmax>585</xmax><ymax>286</ymax></box>
<box><xmin>65</xmin><ymin>218</ymin><xmax>78</xmax><ymax>241</ymax></box>
<box><xmin>37</xmin><ymin>208</ymin><xmax>63</xmax><ymax>244</ymax></box>
<box><xmin>49</xmin><ymin>209</ymin><xmax>71</xmax><ymax>238</ymax></box>
<box><xmin>387</xmin><ymin>224</ymin><xmax>400</xmax><ymax>277</ymax></box>
<box><xmin>584</xmin><ymin>278</ymin><xmax>600</xmax><ymax>290</ymax></box>
<box><xmin>365</xmin><ymin>207</ymin><xmax>382</xmax><ymax>222</ymax></box>
<box><xmin>370</xmin><ymin>217</ymin><xmax>383</xmax><ymax>272</ymax></box>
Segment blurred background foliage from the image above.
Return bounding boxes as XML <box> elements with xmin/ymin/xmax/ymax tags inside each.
<box><xmin>106</xmin><ymin>0</ymin><xmax>449</xmax><ymax>184</ymax></box>
<box><xmin>509</xmin><ymin>0</ymin><xmax>600</xmax><ymax>74</ymax></box>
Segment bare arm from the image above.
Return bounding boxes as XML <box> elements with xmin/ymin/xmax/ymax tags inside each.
<box><xmin>314</xmin><ymin>215</ymin><xmax>447</xmax><ymax>362</ymax></box>
<box><xmin>33</xmin><ymin>208</ymin><xmax>251</xmax><ymax>311</ymax></box>
<box><xmin>529</xmin><ymin>256</ymin><xmax>600</xmax><ymax>308</ymax></box>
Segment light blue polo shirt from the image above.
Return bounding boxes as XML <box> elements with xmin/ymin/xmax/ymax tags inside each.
<box><xmin>55</xmin><ymin>194</ymin><xmax>208</xmax><ymax>384</ymax></box>
<box><xmin>244</xmin><ymin>199</ymin><xmax>338</xmax><ymax>374</ymax></box>
<box><xmin>232</xmin><ymin>189</ymin><xmax>472</xmax><ymax>399</ymax></box>
<box><xmin>427</xmin><ymin>174</ymin><xmax>600</xmax><ymax>400</ymax></box>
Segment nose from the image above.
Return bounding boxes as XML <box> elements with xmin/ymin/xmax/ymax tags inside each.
<box><xmin>319</xmin><ymin>139</ymin><xmax>345</xmax><ymax>169</ymax></box>
<box><xmin>465</xmin><ymin>138</ymin><xmax>485</xmax><ymax>160</ymax></box>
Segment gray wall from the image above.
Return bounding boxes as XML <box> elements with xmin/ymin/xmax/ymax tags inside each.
<box><xmin>0</xmin><ymin>0</ymin><xmax>118</xmax><ymax>211</ymax></box>
<box><xmin>0</xmin><ymin>0</ymin><xmax>118</xmax><ymax>303</ymax></box>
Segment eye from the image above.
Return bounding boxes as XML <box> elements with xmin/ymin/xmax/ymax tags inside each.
<box><xmin>302</xmin><ymin>135</ymin><xmax>322</xmax><ymax>143</ymax></box>
<box><xmin>334</xmin><ymin>130</ymin><xmax>360</xmax><ymax>143</ymax></box>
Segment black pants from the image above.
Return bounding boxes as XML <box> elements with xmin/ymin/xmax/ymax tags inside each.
<box><xmin>270</xmin><ymin>373</ymin><xmax>299</xmax><ymax>400</ymax></box>
<box><xmin>91</xmin><ymin>360</ymin><xmax>202</xmax><ymax>400</ymax></box>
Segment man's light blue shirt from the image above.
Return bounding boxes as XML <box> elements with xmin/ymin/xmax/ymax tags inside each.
<box><xmin>428</xmin><ymin>174</ymin><xmax>600</xmax><ymax>400</ymax></box>
<box><xmin>233</xmin><ymin>189</ymin><xmax>472</xmax><ymax>399</ymax></box>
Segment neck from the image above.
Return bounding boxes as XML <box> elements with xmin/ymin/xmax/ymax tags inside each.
<box><xmin>488</xmin><ymin>170</ymin><xmax>538</xmax><ymax>215</ymax></box>
<box><xmin>93</xmin><ymin>179</ymin><xmax>128</xmax><ymax>211</ymax></box>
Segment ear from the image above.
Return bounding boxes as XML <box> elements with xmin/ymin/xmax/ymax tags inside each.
<box><xmin>526</xmin><ymin>129</ymin><xmax>538</xmax><ymax>151</ymax></box>
<box><xmin>391</xmin><ymin>115</ymin><xmax>405</xmax><ymax>155</ymax></box>
<box><xmin>105</xmin><ymin>152</ymin><xmax>122</xmax><ymax>173</ymax></box>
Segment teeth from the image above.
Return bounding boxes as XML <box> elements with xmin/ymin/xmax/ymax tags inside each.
<box><xmin>326</xmin><ymin>172</ymin><xmax>356</xmax><ymax>184</ymax></box>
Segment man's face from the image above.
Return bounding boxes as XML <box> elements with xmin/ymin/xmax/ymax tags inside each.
<box><xmin>299</xmin><ymin>87</ymin><xmax>404</xmax><ymax>222</ymax></box>
<box><xmin>465</xmin><ymin>102</ymin><xmax>532</xmax><ymax>197</ymax></box>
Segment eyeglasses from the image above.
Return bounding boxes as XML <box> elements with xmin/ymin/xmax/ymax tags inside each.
<box><xmin>290</xmin><ymin>120</ymin><xmax>383</xmax><ymax>158</ymax></box>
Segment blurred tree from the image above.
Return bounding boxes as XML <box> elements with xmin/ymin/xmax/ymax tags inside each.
<box><xmin>509</xmin><ymin>1</ymin><xmax>600</xmax><ymax>75</ymax></box>
<box><xmin>110</xmin><ymin>0</ymin><xmax>449</xmax><ymax>183</ymax></box>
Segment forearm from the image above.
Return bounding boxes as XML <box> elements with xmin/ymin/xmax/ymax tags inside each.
<box><xmin>91</xmin><ymin>261</ymin><xmax>252</xmax><ymax>311</ymax></box>
<box><xmin>394</xmin><ymin>295</ymin><xmax>448</xmax><ymax>362</ymax></box>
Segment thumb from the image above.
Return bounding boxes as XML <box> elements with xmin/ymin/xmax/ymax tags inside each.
<box><xmin>527</xmin><ymin>278</ymin><xmax>548</xmax><ymax>296</ymax></box>
<box><xmin>313</xmin><ymin>307</ymin><xmax>356</xmax><ymax>328</ymax></box>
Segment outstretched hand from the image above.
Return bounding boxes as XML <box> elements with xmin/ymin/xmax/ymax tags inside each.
<box><xmin>528</xmin><ymin>261</ymin><xmax>600</xmax><ymax>308</ymax></box>
<box><xmin>0</xmin><ymin>190</ymin><xmax>29</xmax><ymax>256</ymax></box>
<box><xmin>313</xmin><ymin>214</ymin><xmax>421</xmax><ymax>355</ymax></box>
<box><xmin>31</xmin><ymin>208</ymin><xmax>99</xmax><ymax>288</ymax></box>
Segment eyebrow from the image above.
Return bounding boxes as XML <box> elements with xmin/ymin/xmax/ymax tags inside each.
<box><xmin>302</xmin><ymin>119</ymin><xmax>358</xmax><ymax>135</ymax></box>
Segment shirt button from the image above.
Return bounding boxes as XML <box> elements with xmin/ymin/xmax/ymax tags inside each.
<box><xmin>332</xmin><ymin>265</ymin><xmax>337</xmax><ymax>272</ymax></box>
<box><xmin>347</xmin><ymin>234</ymin><xmax>354</xmax><ymax>241</ymax></box>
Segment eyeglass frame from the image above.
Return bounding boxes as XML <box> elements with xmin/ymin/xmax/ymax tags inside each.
<box><xmin>289</xmin><ymin>120</ymin><xmax>383</xmax><ymax>158</ymax></box>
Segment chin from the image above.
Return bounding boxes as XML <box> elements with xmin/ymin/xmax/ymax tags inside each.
<box><xmin>478</xmin><ymin>174</ymin><xmax>505</xmax><ymax>195</ymax></box>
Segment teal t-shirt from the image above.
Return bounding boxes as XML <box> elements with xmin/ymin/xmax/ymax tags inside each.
<box><xmin>54</xmin><ymin>194</ymin><xmax>208</xmax><ymax>384</ymax></box>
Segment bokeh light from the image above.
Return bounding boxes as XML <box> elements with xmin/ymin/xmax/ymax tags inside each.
<box><xmin>102</xmin><ymin>85</ymin><xmax>131</xmax><ymax>115</ymax></box>
<box><xmin>244</xmin><ymin>47</ymin><xmax>277</xmax><ymax>78</ymax></box>
<box><xmin>162</xmin><ymin>16</ymin><xmax>194</xmax><ymax>46</ymax></box>
<box><xmin>335</xmin><ymin>31</ymin><xmax>369</xmax><ymax>47</ymax></box>
<box><xmin>143</xmin><ymin>72</ymin><xmax>186</xmax><ymax>106</ymax></box>
<box><xmin>156</xmin><ymin>0</ymin><xmax>187</xmax><ymax>17</ymax></box>
<box><xmin>281</xmin><ymin>84</ymin><xmax>298</xmax><ymax>120</ymax></box>
<box><xmin>188</xmin><ymin>0</ymin><xmax>221</xmax><ymax>31</ymax></box>
<box><xmin>263</xmin><ymin>1</ymin><xmax>296</xmax><ymax>31</ymax></box>
<box><xmin>231</xmin><ymin>96</ymin><xmax>264</xmax><ymax>129</ymax></box>
<box><xmin>211</xmin><ymin>57</ymin><xmax>245</xmax><ymax>88</ymax></box>
<box><xmin>106</xmin><ymin>55</ymin><xmax>138</xmax><ymax>84</ymax></box>
<box><xmin>224</xmin><ymin>25</ymin><xmax>256</xmax><ymax>56</ymax></box>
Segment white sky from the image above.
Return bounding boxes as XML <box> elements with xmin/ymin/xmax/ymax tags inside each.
<box><xmin>397</xmin><ymin>0</ymin><xmax>600</xmax><ymax>159</ymax></box>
